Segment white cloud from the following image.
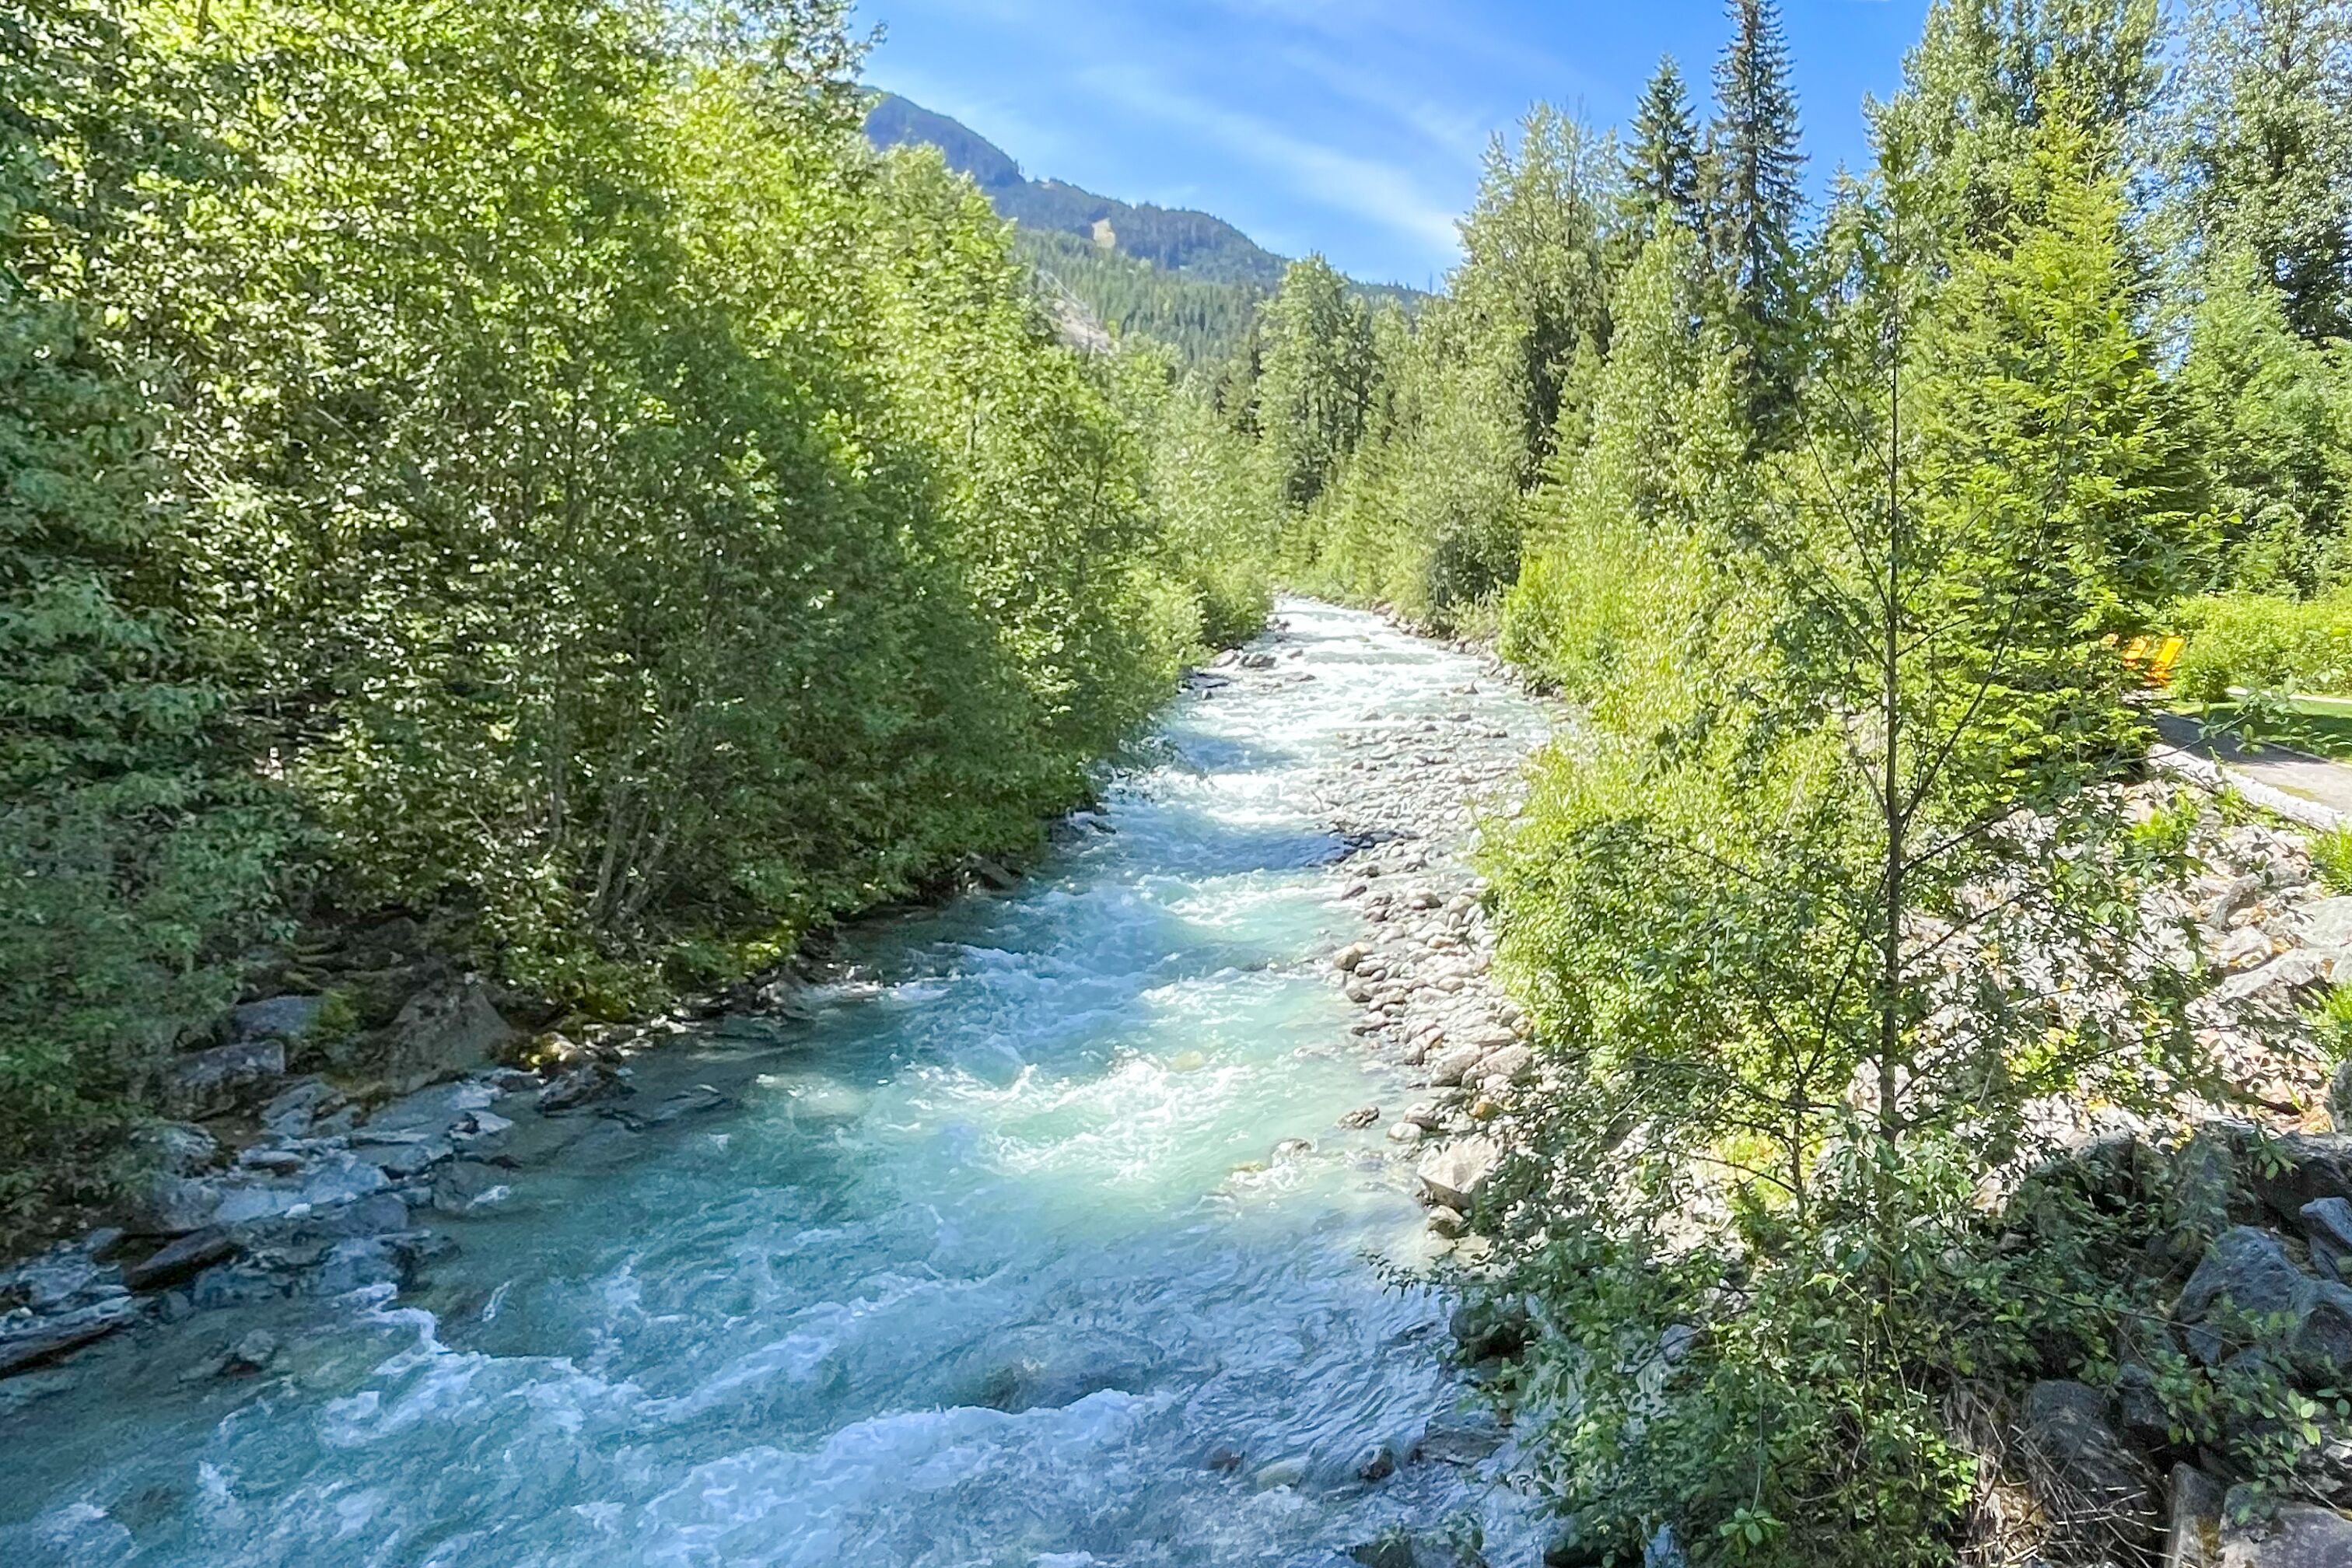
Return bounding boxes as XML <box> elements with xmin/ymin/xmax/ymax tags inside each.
<box><xmin>1073</xmin><ymin>61</ymin><xmax>1465</xmax><ymax>259</ymax></box>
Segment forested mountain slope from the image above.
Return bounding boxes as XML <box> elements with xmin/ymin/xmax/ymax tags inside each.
<box><xmin>865</xmin><ymin>90</ymin><xmax>1422</xmax><ymax>364</ymax></box>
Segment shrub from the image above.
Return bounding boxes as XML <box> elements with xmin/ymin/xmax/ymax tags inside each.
<box><xmin>2172</xmin><ymin>590</ymin><xmax>2352</xmax><ymax>702</ymax></box>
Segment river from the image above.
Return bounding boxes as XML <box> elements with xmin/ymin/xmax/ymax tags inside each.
<box><xmin>0</xmin><ymin>600</ymin><xmax>1553</xmax><ymax>1568</ymax></box>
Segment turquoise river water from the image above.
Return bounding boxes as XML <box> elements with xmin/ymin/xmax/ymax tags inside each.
<box><xmin>0</xmin><ymin>600</ymin><xmax>1550</xmax><ymax>1567</ymax></box>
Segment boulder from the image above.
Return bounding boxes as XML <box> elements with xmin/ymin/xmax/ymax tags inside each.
<box><xmin>121</xmin><ymin>1227</ymin><xmax>239</xmax><ymax>1293</ymax></box>
<box><xmin>229</xmin><ymin>995</ymin><xmax>324</xmax><ymax>1045</ymax></box>
<box><xmin>2330</xmin><ymin>1059</ymin><xmax>2352</xmax><ymax>1136</ymax></box>
<box><xmin>1335</xmin><ymin>1105</ymin><xmax>1381</xmax><ymax>1130</ymax></box>
<box><xmin>429</xmin><ymin>1160</ymin><xmax>509</xmax><ymax>1215</ymax></box>
<box><xmin>1475</xmin><ymin>1044</ymin><xmax>1534</xmax><ymax>1085</ymax></box>
<box><xmin>161</xmin><ymin>1040</ymin><xmax>285</xmax><ymax>1118</ymax></box>
<box><xmin>0</xmin><ymin>1297</ymin><xmax>138</xmax><ymax>1377</ymax></box>
<box><xmin>1426</xmin><ymin>1045</ymin><xmax>1484</xmax><ymax>1088</ymax></box>
<box><xmin>538</xmin><ymin>1063</ymin><xmax>630</xmax><ymax>1115</ymax></box>
<box><xmin>373</xmin><ymin>976</ymin><xmax>514</xmax><ymax>1093</ymax></box>
<box><xmin>2305</xmin><ymin>1199</ymin><xmax>2352</xmax><ymax>1282</ymax></box>
<box><xmin>2245</xmin><ymin>1136</ymin><xmax>2352</xmax><ymax>1222</ymax></box>
<box><xmin>120</xmin><ymin>1170</ymin><xmax>222</xmax><ymax>1238</ymax></box>
<box><xmin>209</xmin><ymin>1150</ymin><xmax>390</xmax><ymax>1226</ymax></box>
<box><xmin>2217</xmin><ymin>1490</ymin><xmax>2352</xmax><ymax>1567</ymax></box>
<box><xmin>2019</xmin><ymin>1379</ymin><xmax>2160</xmax><ymax>1549</ymax></box>
<box><xmin>1449</xmin><ymin>1294</ymin><xmax>1530</xmax><ymax>1361</ymax></box>
<box><xmin>2291</xmin><ymin>897</ymin><xmax>2352</xmax><ymax>950</ymax></box>
<box><xmin>2179</xmin><ymin>1228</ymin><xmax>2311</xmax><ymax>1363</ymax></box>
<box><xmin>1416</xmin><ymin>1136</ymin><xmax>1500</xmax><ymax>1210</ymax></box>
<box><xmin>2214</xmin><ymin>950</ymin><xmax>2333</xmax><ymax>1010</ymax></box>
<box><xmin>2166</xmin><ymin>1464</ymin><xmax>2224</xmax><ymax>1568</ymax></box>
<box><xmin>259</xmin><ymin>1078</ymin><xmax>340</xmax><ymax>1138</ymax></box>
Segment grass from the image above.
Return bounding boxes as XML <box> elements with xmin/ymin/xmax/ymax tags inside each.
<box><xmin>2171</xmin><ymin>695</ymin><xmax>2352</xmax><ymax>761</ymax></box>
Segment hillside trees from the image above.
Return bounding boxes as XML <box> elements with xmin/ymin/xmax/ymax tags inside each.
<box><xmin>1253</xmin><ymin>254</ymin><xmax>1375</xmax><ymax>510</ymax></box>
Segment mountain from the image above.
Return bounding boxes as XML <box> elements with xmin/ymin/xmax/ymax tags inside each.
<box><xmin>863</xmin><ymin>93</ymin><xmax>1424</xmax><ymax>366</ymax></box>
<box><xmin>865</xmin><ymin>93</ymin><xmax>1287</xmax><ymax>288</ymax></box>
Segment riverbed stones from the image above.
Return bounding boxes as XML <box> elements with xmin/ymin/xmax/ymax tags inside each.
<box><xmin>122</xmin><ymin>1227</ymin><xmax>239</xmax><ymax>1293</ymax></box>
<box><xmin>0</xmin><ymin>1297</ymin><xmax>138</xmax><ymax>1376</ymax></box>
<box><xmin>162</xmin><ymin>1040</ymin><xmax>287</xmax><ymax>1118</ymax></box>
<box><xmin>1416</xmin><ymin>1136</ymin><xmax>1500</xmax><ymax>1211</ymax></box>
<box><xmin>1336</xmin><ymin>1105</ymin><xmax>1381</xmax><ymax>1129</ymax></box>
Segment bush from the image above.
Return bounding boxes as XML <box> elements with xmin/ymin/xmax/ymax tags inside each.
<box><xmin>2172</xmin><ymin>590</ymin><xmax>2352</xmax><ymax>702</ymax></box>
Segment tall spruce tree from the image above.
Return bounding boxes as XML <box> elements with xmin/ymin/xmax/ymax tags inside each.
<box><xmin>1624</xmin><ymin>55</ymin><xmax>1705</xmax><ymax>235</ymax></box>
<box><xmin>1709</xmin><ymin>0</ymin><xmax>1807</xmax><ymax>432</ymax></box>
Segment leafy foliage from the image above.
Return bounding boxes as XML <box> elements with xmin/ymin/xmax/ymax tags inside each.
<box><xmin>0</xmin><ymin>0</ymin><xmax>1269</xmax><ymax>1241</ymax></box>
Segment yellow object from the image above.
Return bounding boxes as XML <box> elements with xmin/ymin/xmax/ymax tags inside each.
<box><xmin>2105</xmin><ymin>632</ymin><xmax>2186</xmax><ymax>688</ymax></box>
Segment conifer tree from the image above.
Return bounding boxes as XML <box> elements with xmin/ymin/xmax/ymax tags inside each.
<box><xmin>1255</xmin><ymin>255</ymin><xmax>1376</xmax><ymax>509</ymax></box>
<box><xmin>1708</xmin><ymin>0</ymin><xmax>1808</xmax><ymax>432</ymax></box>
<box><xmin>1624</xmin><ymin>55</ymin><xmax>1705</xmax><ymax>235</ymax></box>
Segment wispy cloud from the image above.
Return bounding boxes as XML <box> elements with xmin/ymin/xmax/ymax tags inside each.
<box><xmin>1073</xmin><ymin>61</ymin><xmax>1465</xmax><ymax>260</ymax></box>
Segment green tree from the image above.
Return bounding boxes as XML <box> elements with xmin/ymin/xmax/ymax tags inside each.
<box><xmin>2179</xmin><ymin>246</ymin><xmax>2352</xmax><ymax>591</ymax></box>
<box><xmin>1708</xmin><ymin>0</ymin><xmax>1808</xmax><ymax>429</ymax></box>
<box><xmin>1624</xmin><ymin>54</ymin><xmax>1706</xmax><ymax>236</ymax></box>
<box><xmin>1472</xmin><ymin>113</ymin><xmax>2219</xmax><ymax>1567</ymax></box>
<box><xmin>2173</xmin><ymin>0</ymin><xmax>2352</xmax><ymax>342</ymax></box>
<box><xmin>2</xmin><ymin>0</ymin><xmax>285</xmax><ymax>1237</ymax></box>
<box><xmin>1255</xmin><ymin>254</ymin><xmax>1374</xmax><ymax>509</ymax></box>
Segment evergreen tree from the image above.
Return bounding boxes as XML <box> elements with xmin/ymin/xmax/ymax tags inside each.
<box><xmin>1623</xmin><ymin>54</ymin><xmax>1705</xmax><ymax>236</ymax></box>
<box><xmin>1708</xmin><ymin>0</ymin><xmax>1808</xmax><ymax>430</ymax></box>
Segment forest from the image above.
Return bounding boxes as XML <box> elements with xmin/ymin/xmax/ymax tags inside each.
<box><xmin>2</xmin><ymin>0</ymin><xmax>1272</xmax><ymax>1235</ymax></box>
<box><xmin>9</xmin><ymin>0</ymin><xmax>2352</xmax><ymax>1559</ymax></box>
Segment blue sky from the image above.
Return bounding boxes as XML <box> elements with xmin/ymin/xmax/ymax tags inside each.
<box><xmin>856</xmin><ymin>0</ymin><xmax>1933</xmax><ymax>288</ymax></box>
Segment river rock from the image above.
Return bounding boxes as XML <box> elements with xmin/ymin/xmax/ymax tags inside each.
<box><xmin>162</xmin><ymin>1040</ymin><xmax>286</xmax><ymax>1118</ymax></box>
<box><xmin>2217</xmin><ymin>1488</ymin><xmax>2352</xmax><ymax>1566</ymax></box>
<box><xmin>1336</xmin><ymin>1105</ymin><xmax>1381</xmax><ymax>1130</ymax></box>
<box><xmin>2020</xmin><ymin>1379</ymin><xmax>2159</xmax><ymax>1549</ymax></box>
<box><xmin>260</xmin><ymin>1078</ymin><xmax>340</xmax><ymax>1137</ymax></box>
<box><xmin>430</xmin><ymin>1160</ymin><xmax>510</xmax><ymax>1215</ymax></box>
<box><xmin>0</xmin><ymin>1297</ymin><xmax>138</xmax><ymax>1377</ymax></box>
<box><xmin>121</xmin><ymin>1169</ymin><xmax>222</xmax><ymax>1238</ymax></box>
<box><xmin>374</xmin><ymin>976</ymin><xmax>514</xmax><ymax>1093</ymax></box>
<box><xmin>1427</xmin><ymin>1044</ymin><xmax>1484</xmax><ymax>1088</ymax></box>
<box><xmin>2332</xmin><ymin>1059</ymin><xmax>2352</xmax><ymax>1134</ymax></box>
<box><xmin>539</xmin><ymin>1063</ymin><xmax>631</xmax><ymax>1115</ymax></box>
<box><xmin>1475</xmin><ymin>1044</ymin><xmax>1532</xmax><ymax>1085</ymax></box>
<box><xmin>1416</xmin><ymin>1136</ymin><xmax>1500</xmax><ymax>1210</ymax></box>
<box><xmin>210</xmin><ymin>1150</ymin><xmax>390</xmax><ymax>1226</ymax></box>
<box><xmin>122</xmin><ymin>1227</ymin><xmax>240</xmax><ymax>1293</ymax></box>
<box><xmin>962</xmin><ymin>1325</ymin><xmax>1158</xmax><ymax>1413</ymax></box>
